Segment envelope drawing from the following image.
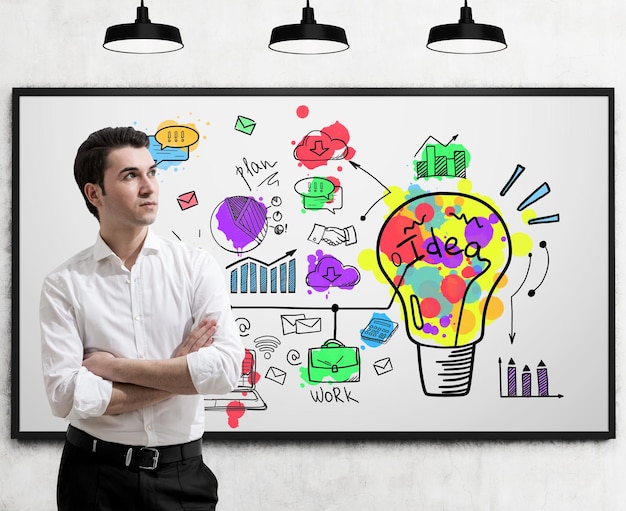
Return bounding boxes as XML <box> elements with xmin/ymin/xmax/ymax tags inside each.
<box><xmin>281</xmin><ymin>314</ymin><xmax>305</xmax><ymax>335</ymax></box>
<box><xmin>295</xmin><ymin>317</ymin><xmax>322</xmax><ymax>334</ymax></box>
<box><xmin>177</xmin><ymin>190</ymin><xmax>198</xmax><ymax>211</ymax></box>
<box><xmin>235</xmin><ymin>115</ymin><xmax>256</xmax><ymax>135</ymax></box>
<box><xmin>373</xmin><ymin>357</ymin><xmax>393</xmax><ymax>376</ymax></box>
<box><xmin>265</xmin><ymin>366</ymin><xmax>287</xmax><ymax>386</ymax></box>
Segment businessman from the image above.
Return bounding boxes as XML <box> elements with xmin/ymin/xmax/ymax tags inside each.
<box><xmin>40</xmin><ymin>126</ymin><xmax>244</xmax><ymax>510</ymax></box>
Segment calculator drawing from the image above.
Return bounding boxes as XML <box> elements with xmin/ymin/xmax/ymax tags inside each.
<box><xmin>361</xmin><ymin>318</ymin><xmax>398</xmax><ymax>344</ymax></box>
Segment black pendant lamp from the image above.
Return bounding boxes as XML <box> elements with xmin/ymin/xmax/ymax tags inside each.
<box><xmin>269</xmin><ymin>1</ymin><xmax>349</xmax><ymax>55</ymax></box>
<box><xmin>103</xmin><ymin>1</ymin><xmax>183</xmax><ymax>54</ymax></box>
<box><xmin>427</xmin><ymin>1</ymin><xmax>506</xmax><ymax>54</ymax></box>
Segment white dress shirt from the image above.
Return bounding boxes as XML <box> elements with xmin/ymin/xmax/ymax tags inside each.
<box><xmin>40</xmin><ymin>229</ymin><xmax>244</xmax><ymax>446</ymax></box>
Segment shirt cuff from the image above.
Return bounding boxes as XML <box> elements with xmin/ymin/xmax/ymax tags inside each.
<box><xmin>187</xmin><ymin>347</ymin><xmax>241</xmax><ymax>396</ymax></box>
<box><xmin>67</xmin><ymin>367</ymin><xmax>112</xmax><ymax>420</ymax></box>
<box><xmin>307</xmin><ymin>223</ymin><xmax>326</xmax><ymax>244</ymax></box>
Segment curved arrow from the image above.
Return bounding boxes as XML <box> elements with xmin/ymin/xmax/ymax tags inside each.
<box><xmin>528</xmin><ymin>241</ymin><xmax>550</xmax><ymax>297</ymax></box>
<box><xmin>348</xmin><ymin>160</ymin><xmax>391</xmax><ymax>220</ymax></box>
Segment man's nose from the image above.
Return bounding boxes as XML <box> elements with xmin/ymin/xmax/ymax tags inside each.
<box><xmin>139</xmin><ymin>175</ymin><xmax>157</xmax><ymax>194</ymax></box>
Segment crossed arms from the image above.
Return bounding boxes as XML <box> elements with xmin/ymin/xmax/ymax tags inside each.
<box><xmin>82</xmin><ymin>319</ymin><xmax>217</xmax><ymax>415</ymax></box>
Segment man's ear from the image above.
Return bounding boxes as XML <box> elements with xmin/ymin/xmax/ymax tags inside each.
<box><xmin>84</xmin><ymin>183</ymin><xmax>103</xmax><ymax>209</ymax></box>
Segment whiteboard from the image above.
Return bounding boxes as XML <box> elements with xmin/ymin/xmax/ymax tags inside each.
<box><xmin>12</xmin><ymin>88</ymin><xmax>614</xmax><ymax>439</ymax></box>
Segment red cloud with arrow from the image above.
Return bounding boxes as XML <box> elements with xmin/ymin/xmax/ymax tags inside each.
<box><xmin>294</xmin><ymin>121</ymin><xmax>356</xmax><ymax>170</ymax></box>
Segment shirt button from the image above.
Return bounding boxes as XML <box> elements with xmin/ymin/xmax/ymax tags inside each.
<box><xmin>135</xmin><ymin>315</ymin><xmax>142</xmax><ymax>321</ymax></box>
<box><xmin>146</xmin><ymin>424</ymin><xmax>152</xmax><ymax>431</ymax></box>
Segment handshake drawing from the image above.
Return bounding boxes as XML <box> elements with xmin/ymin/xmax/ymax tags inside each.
<box><xmin>308</xmin><ymin>223</ymin><xmax>357</xmax><ymax>247</ymax></box>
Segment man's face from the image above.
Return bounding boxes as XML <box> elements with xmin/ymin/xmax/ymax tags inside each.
<box><xmin>89</xmin><ymin>146</ymin><xmax>159</xmax><ymax>230</ymax></box>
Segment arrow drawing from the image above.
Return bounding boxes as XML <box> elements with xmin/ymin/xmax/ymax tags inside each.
<box><xmin>311</xmin><ymin>140</ymin><xmax>329</xmax><ymax>157</ymax></box>
<box><xmin>509</xmin><ymin>252</ymin><xmax>532</xmax><ymax>344</ymax></box>
<box><xmin>413</xmin><ymin>134</ymin><xmax>459</xmax><ymax>158</ymax></box>
<box><xmin>348</xmin><ymin>160</ymin><xmax>391</xmax><ymax>221</ymax></box>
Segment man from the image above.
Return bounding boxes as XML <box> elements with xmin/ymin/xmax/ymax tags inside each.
<box><xmin>40</xmin><ymin>126</ymin><xmax>244</xmax><ymax>510</ymax></box>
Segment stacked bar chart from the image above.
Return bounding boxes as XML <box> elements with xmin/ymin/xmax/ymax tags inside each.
<box><xmin>228</xmin><ymin>253</ymin><xmax>296</xmax><ymax>294</ymax></box>
<box><xmin>414</xmin><ymin>144</ymin><xmax>467</xmax><ymax>179</ymax></box>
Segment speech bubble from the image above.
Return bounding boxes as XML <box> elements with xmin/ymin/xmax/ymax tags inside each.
<box><xmin>294</xmin><ymin>177</ymin><xmax>343</xmax><ymax>214</ymax></box>
<box><xmin>148</xmin><ymin>136</ymin><xmax>189</xmax><ymax>166</ymax></box>
<box><xmin>155</xmin><ymin>125</ymin><xmax>200</xmax><ymax>149</ymax></box>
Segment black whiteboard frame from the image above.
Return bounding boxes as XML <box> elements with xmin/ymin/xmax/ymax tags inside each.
<box><xmin>11</xmin><ymin>87</ymin><xmax>615</xmax><ymax>441</ymax></box>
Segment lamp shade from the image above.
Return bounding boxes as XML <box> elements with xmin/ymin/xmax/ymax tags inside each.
<box><xmin>427</xmin><ymin>1</ymin><xmax>506</xmax><ymax>54</ymax></box>
<box><xmin>269</xmin><ymin>2</ymin><xmax>349</xmax><ymax>55</ymax></box>
<box><xmin>104</xmin><ymin>1</ymin><xmax>183</xmax><ymax>54</ymax></box>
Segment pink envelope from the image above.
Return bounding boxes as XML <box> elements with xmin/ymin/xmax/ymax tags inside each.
<box><xmin>177</xmin><ymin>191</ymin><xmax>198</xmax><ymax>211</ymax></box>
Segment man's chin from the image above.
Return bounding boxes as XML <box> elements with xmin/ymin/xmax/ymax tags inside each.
<box><xmin>137</xmin><ymin>214</ymin><xmax>157</xmax><ymax>226</ymax></box>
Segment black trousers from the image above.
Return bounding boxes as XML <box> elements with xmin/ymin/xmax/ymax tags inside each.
<box><xmin>57</xmin><ymin>441</ymin><xmax>218</xmax><ymax>511</ymax></box>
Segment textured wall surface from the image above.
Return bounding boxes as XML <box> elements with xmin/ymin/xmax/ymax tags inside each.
<box><xmin>0</xmin><ymin>1</ymin><xmax>623</xmax><ymax>509</ymax></box>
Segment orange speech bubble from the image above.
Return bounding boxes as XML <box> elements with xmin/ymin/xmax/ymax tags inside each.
<box><xmin>155</xmin><ymin>125</ymin><xmax>200</xmax><ymax>149</ymax></box>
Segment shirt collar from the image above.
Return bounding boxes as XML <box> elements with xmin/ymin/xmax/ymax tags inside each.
<box><xmin>92</xmin><ymin>228</ymin><xmax>161</xmax><ymax>262</ymax></box>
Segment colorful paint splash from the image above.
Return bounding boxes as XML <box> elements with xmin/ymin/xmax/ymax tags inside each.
<box><xmin>306</xmin><ymin>250</ymin><xmax>361</xmax><ymax>293</ymax></box>
<box><xmin>212</xmin><ymin>196</ymin><xmax>268</xmax><ymax>253</ymax></box>
<box><xmin>226</xmin><ymin>401</ymin><xmax>246</xmax><ymax>428</ymax></box>
<box><xmin>149</xmin><ymin>119</ymin><xmax>203</xmax><ymax>170</ymax></box>
<box><xmin>296</xmin><ymin>105</ymin><xmax>310</xmax><ymax>119</ymax></box>
<box><xmin>293</xmin><ymin>121</ymin><xmax>356</xmax><ymax>170</ymax></box>
<box><xmin>360</xmin><ymin>313</ymin><xmax>398</xmax><ymax>348</ymax></box>
<box><xmin>294</xmin><ymin>176</ymin><xmax>342</xmax><ymax>213</ymax></box>
<box><xmin>413</xmin><ymin>142</ymin><xmax>471</xmax><ymax>180</ymax></box>
<box><xmin>375</xmin><ymin>188</ymin><xmax>512</xmax><ymax>348</ymax></box>
<box><xmin>225</xmin><ymin>350</ymin><xmax>261</xmax><ymax>429</ymax></box>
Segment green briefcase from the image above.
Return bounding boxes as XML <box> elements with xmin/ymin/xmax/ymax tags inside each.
<box><xmin>307</xmin><ymin>339</ymin><xmax>361</xmax><ymax>383</ymax></box>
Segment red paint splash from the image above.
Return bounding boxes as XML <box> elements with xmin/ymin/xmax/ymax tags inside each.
<box><xmin>462</xmin><ymin>265</ymin><xmax>477</xmax><ymax>278</ymax></box>
<box><xmin>440</xmin><ymin>274</ymin><xmax>466</xmax><ymax>303</ymax></box>
<box><xmin>420</xmin><ymin>297</ymin><xmax>441</xmax><ymax>318</ymax></box>
<box><xmin>226</xmin><ymin>401</ymin><xmax>246</xmax><ymax>428</ymax></box>
<box><xmin>242</xmin><ymin>349</ymin><xmax>254</xmax><ymax>373</ymax></box>
<box><xmin>248</xmin><ymin>371</ymin><xmax>261</xmax><ymax>386</ymax></box>
<box><xmin>242</xmin><ymin>349</ymin><xmax>261</xmax><ymax>386</ymax></box>
<box><xmin>294</xmin><ymin>121</ymin><xmax>356</xmax><ymax>170</ymax></box>
<box><xmin>296</xmin><ymin>105</ymin><xmax>310</xmax><ymax>118</ymax></box>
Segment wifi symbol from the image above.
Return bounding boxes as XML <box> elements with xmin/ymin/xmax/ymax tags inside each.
<box><xmin>253</xmin><ymin>335</ymin><xmax>281</xmax><ymax>359</ymax></box>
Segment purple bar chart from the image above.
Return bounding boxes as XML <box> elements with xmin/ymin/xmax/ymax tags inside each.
<box><xmin>499</xmin><ymin>358</ymin><xmax>562</xmax><ymax>399</ymax></box>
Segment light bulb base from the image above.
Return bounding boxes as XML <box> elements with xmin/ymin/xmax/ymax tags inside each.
<box><xmin>417</xmin><ymin>343</ymin><xmax>475</xmax><ymax>396</ymax></box>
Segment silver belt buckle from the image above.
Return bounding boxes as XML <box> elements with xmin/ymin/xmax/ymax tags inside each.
<box><xmin>138</xmin><ymin>447</ymin><xmax>160</xmax><ymax>470</ymax></box>
<box><xmin>125</xmin><ymin>447</ymin><xmax>160</xmax><ymax>470</ymax></box>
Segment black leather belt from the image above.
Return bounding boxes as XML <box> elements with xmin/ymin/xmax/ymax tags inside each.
<box><xmin>66</xmin><ymin>425</ymin><xmax>203</xmax><ymax>471</ymax></box>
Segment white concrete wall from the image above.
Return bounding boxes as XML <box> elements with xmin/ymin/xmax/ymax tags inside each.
<box><xmin>0</xmin><ymin>1</ymin><xmax>623</xmax><ymax>509</ymax></box>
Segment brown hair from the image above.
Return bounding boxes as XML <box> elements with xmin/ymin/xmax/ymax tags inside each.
<box><xmin>73</xmin><ymin>127</ymin><xmax>150</xmax><ymax>219</ymax></box>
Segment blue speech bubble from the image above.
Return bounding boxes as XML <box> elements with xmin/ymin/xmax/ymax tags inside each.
<box><xmin>148</xmin><ymin>136</ymin><xmax>189</xmax><ymax>168</ymax></box>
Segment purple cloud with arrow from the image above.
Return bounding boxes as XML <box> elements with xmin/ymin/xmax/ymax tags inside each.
<box><xmin>305</xmin><ymin>250</ymin><xmax>361</xmax><ymax>292</ymax></box>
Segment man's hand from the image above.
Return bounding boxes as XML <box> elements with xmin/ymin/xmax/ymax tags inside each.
<box><xmin>83</xmin><ymin>351</ymin><xmax>117</xmax><ymax>380</ymax></box>
<box><xmin>173</xmin><ymin>318</ymin><xmax>217</xmax><ymax>357</ymax></box>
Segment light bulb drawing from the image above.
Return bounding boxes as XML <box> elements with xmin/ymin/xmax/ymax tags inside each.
<box><xmin>376</xmin><ymin>191</ymin><xmax>512</xmax><ymax>396</ymax></box>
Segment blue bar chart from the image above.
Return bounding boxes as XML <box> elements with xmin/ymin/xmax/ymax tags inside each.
<box><xmin>228</xmin><ymin>252</ymin><xmax>296</xmax><ymax>294</ymax></box>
